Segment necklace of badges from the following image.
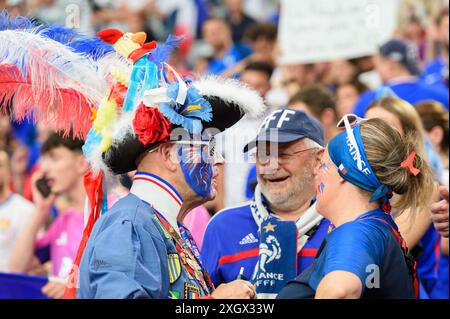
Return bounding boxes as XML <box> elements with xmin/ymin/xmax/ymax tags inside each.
<box><xmin>153</xmin><ymin>210</ymin><xmax>214</xmax><ymax>295</ymax></box>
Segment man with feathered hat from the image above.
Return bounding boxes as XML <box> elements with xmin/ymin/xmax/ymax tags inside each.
<box><xmin>0</xmin><ymin>15</ymin><xmax>265</xmax><ymax>298</ymax></box>
<box><xmin>70</xmin><ymin>31</ymin><xmax>266</xmax><ymax>299</ymax></box>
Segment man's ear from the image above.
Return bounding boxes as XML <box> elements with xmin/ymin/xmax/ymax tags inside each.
<box><xmin>312</xmin><ymin>148</ymin><xmax>325</xmax><ymax>177</ymax></box>
<box><xmin>315</xmin><ymin>148</ymin><xmax>325</xmax><ymax>162</ymax></box>
<box><xmin>159</xmin><ymin>143</ymin><xmax>178</xmax><ymax>172</ymax></box>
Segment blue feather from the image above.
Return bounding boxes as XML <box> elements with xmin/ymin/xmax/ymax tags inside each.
<box><xmin>82</xmin><ymin>130</ymin><xmax>102</xmax><ymax>158</ymax></box>
<box><xmin>39</xmin><ymin>25</ymin><xmax>79</xmax><ymax>44</ymax></box>
<box><xmin>69</xmin><ymin>37</ymin><xmax>114</xmax><ymax>61</ymax></box>
<box><xmin>182</xmin><ymin>99</ymin><xmax>212</xmax><ymax>122</ymax></box>
<box><xmin>122</xmin><ymin>57</ymin><xmax>149</xmax><ymax>112</ymax></box>
<box><xmin>159</xmin><ymin>102</ymin><xmax>202</xmax><ymax>134</ymax></box>
<box><xmin>39</xmin><ymin>27</ymin><xmax>113</xmax><ymax>61</ymax></box>
<box><xmin>148</xmin><ymin>35</ymin><xmax>184</xmax><ymax>66</ymax></box>
<box><xmin>160</xmin><ymin>82</ymin><xmax>212</xmax><ymax>129</ymax></box>
<box><xmin>0</xmin><ymin>11</ymin><xmax>36</xmax><ymax>30</ymax></box>
<box><xmin>0</xmin><ymin>10</ymin><xmax>113</xmax><ymax>60</ymax></box>
<box><xmin>159</xmin><ymin>102</ymin><xmax>186</xmax><ymax>127</ymax></box>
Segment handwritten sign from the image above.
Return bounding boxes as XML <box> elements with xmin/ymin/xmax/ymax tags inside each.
<box><xmin>278</xmin><ymin>0</ymin><xmax>400</xmax><ymax>64</ymax></box>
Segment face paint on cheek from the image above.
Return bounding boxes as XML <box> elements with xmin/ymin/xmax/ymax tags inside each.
<box><xmin>178</xmin><ymin>146</ymin><xmax>213</xmax><ymax>198</ymax></box>
<box><xmin>319</xmin><ymin>182</ymin><xmax>325</xmax><ymax>194</ymax></box>
<box><xmin>317</xmin><ymin>162</ymin><xmax>329</xmax><ymax>194</ymax></box>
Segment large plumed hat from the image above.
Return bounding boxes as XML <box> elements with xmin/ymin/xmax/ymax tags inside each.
<box><xmin>0</xmin><ymin>11</ymin><xmax>120</xmax><ymax>138</ymax></box>
<box><xmin>84</xmin><ymin>33</ymin><xmax>266</xmax><ymax>175</ymax></box>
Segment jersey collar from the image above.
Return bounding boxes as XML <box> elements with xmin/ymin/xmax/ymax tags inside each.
<box><xmin>130</xmin><ymin>172</ymin><xmax>184</xmax><ymax>234</ymax></box>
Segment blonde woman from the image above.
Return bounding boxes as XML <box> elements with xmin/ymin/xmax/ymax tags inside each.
<box><xmin>365</xmin><ymin>98</ymin><xmax>446</xmax><ymax>298</ymax></box>
<box><xmin>278</xmin><ymin>117</ymin><xmax>435</xmax><ymax>298</ymax></box>
<box><xmin>365</xmin><ymin>98</ymin><xmax>433</xmax><ymax>248</ymax></box>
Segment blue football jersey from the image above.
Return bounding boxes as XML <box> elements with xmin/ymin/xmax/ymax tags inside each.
<box><xmin>278</xmin><ymin>209</ymin><xmax>417</xmax><ymax>299</ymax></box>
<box><xmin>201</xmin><ymin>202</ymin><xmax>330</xmax><ymax>287</ymax></box>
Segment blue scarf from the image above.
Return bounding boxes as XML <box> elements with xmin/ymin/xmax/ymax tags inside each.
<box><xmin>250</xmin><ymin>185</ymin><xmax>322</xmax><ymax>298</ymax></box>
<box><xmin>252</xmin><ymin>216</ymin><xmax>298</xmax><ymax>298</ymax></box>
<box><xmin>328</xmin><ymin>124</ymin><xmax>392</xmax><ymax>209</ymax></box>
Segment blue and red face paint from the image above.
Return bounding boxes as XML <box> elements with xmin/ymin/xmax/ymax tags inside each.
<box><xmin>178</xmin><ymin>145</ymin><xmax>213</xmax><ymax>198</ymax></box>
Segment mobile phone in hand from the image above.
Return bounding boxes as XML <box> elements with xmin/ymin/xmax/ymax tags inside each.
<box><xmin>35</xmin><ymin>177</ymin><xmax>51</xmax><ymax>198</ymax></box>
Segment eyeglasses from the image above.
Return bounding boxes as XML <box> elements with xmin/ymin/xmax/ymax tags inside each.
<box><xmin>278</xmin><ymin>147</ymin><xmax>318</xmax><ymax>161</ymax></box>
<box><xmin>253</xmin><ymin>146</ymin><xmax>318</xmax><ymax>164</ymax></box>
<box><xmin>172</xmin><ymin>137</ymin><xmax>224</xmax><ymax>164</ymax></box>
<box><xmin>336</xmin><ymin>113</ymin><xmax>367</xmax><ymax>172</ymax></box>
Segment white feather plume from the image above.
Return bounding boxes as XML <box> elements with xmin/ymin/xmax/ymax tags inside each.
<box><xmin>96</xmin><ymin>52</ymin><xmax>132</xmax><ymax>85</ymax></box>
<box><xmin>0</xmin><ymin>30</ymin><xmax>105</xmax><ymax>103</ymax></box>
<box><xmin>192</xmin><ymin>75</ymin><xmax>267</xmax><ymax>118</ymax></box>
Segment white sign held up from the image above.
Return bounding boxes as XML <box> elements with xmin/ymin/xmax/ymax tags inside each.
<box><xmin>278</xmin><ymin>0</ymin><xmax>400</xmax><ymax>65</ymax></box>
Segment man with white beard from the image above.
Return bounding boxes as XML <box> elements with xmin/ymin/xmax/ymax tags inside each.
<box><xmin>202</xmin><ymin>109</ymin><xmax>331</xmax><ymax>298</ymax></box>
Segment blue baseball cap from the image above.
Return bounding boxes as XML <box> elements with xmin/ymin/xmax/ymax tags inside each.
<box><xmin>243</xmin><ymin>109</ymin><xmax>325</xmax><ymax>152</ymax></box>
<box><xmin>379</xmin><ymin>38</ymin><xmax>420</xmax><ymax>76</ymax></box>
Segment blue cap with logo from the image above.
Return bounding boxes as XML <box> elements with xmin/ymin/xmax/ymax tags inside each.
<box><xmin>243</xmin><ymin>108</ymin><xmax>325</xmax><ymax>152</ymax></box>
<box><xmin>379</xmin><ymin>38</ymin><xmax>420</xmax><ymax>76</ymax></box>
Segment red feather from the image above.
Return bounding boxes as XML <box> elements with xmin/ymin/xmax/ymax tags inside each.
<box><xmin>0</xmin><ymin>64</ymin><xmax>93</xmax><ymax>138</ymax></box>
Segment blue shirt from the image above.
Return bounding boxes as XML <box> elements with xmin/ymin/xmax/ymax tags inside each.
<box><xmin>77</xmin><ymin>194</ymin><xmax>209</xmax><ymax>299</ymax></box>
<box><xmin>430</xmin><ymin>254</ymin><xmax>449</xmax><ymax>299</ymax></box>
<box><xmin>353</xmin><ymin>80</ymin><xmax>449</xmax><ymax>117</ymax></box>
<box><xmin>421</xmin><ymin>57</ymin><xmax>448</xmax><ymax>88</ymax></box>
<box><xmin>201</xmin><ymin>202</ymin><xmax>330</xmax><ymax>287</ymax></box>
<box><xmin>416</xmin><ymin>225</ymin><xmax>448</xmax><ymax>299</ymax></box>
<box><xmin>278</xmin><ymin>209</ymin><xmax>417</xmax><ymax>299</ymax></box>
<box><xmin>207</xmin><ymin>44</ymin><xmax>252</xmax><ymax>75</ymax></box>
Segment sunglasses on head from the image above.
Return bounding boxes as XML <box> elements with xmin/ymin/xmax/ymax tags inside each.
<box><xmin>336</xmin><ymin>113</ymin><xmax>366</xmax><ymax>130</ymax></box>
<box><xmin>336</xmin><ymin>114</ymin><xmax>367</xmax><ymax>172</ymax></box>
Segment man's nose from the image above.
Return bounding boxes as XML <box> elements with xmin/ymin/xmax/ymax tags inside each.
<box><xmin>257</xmin><ymin>158</ymin><xmax>279</xmax><ymax>175</ymax></box>
<box><xmin>257</xmin><ymin>153</ymin><xmax>272</xmax><ymax>166</ymax></box>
